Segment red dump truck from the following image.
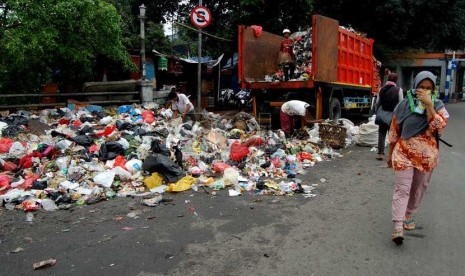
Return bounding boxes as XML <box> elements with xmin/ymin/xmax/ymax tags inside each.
<box><xmin>238</xmin><ymin>14</ymin><xmax>381</xmax><ymax>126</ymax></box>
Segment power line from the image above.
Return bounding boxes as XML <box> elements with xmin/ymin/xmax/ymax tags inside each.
<box><xmin>174</xmin><ymin>21</ymin><xmax>232</xmax><ymax>42</ymax></box>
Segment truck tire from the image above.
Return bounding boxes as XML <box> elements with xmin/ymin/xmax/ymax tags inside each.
<box><xmin>329</xmin><ymin>98</ymin><xmax>341</xmax><ymax>122</ymax></box>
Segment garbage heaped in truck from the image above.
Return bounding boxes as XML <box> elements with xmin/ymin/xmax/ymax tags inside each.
<box><xmin>238</xmin><ymin>14</ymin><xmax>381</xmax><ymax>126</ymax></box>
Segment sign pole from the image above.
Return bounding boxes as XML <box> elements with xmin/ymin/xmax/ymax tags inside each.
<box><xmin>197</xmin><ymin>0</ymin><xmax>203</xmax><ymax>110</ymax></box>
<box><xmin>190</xmin><ymin>4</ymin><xmax>211</xmax><ymax>109</ymax></box>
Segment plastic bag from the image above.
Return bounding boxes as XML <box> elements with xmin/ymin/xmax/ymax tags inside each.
<box><xmin>0</xmin><ymin>138</ymin><xmax>13</xmax><ymax>153</ymax></box>
<box><xmin>2</xmin><ymin>161</ymin><xmax>17</xmax><ymax>172</ymax></box>
<box><xmin>93</xmin><ymin>171</ymin><xmax>116</xmax><ymax>188</ymax></box>
<box><xmin>19</xmin><ymin>152</ymin><xmax>41</xmax><ymax>169</ymax></box>
<box><xmin>56</xmin><ymin>156</ymin><xmax>70</xmax><ymax>170</ymax></box>
<box><xmin>99</xmin><ymin>142</ymin><xmax>124</xmax><ymax>161</ymax></box>
<box><xmin>111</xmin><ymin>166</ymin><xmax>132</xmax><ymax>181</ymax></box>
<box><xmin>166</xmin><ymin>176</ymin><xmax>197</xmax><ymax>192</ymax></box>
<box><xmin>23</xmin><ymin>174</ymin><xmax>40</xmax><ymax>189</ymax></box>
<box><xmin>355</xmin><ymin>123</ymin><xmax>379</xmax><ymax>147</ymax></box>
<box><xmin>296</xmin><ymin>152</ymin><xmax>313</xmax><ymax>161</ymax></box>
<box><xmin>142</xmin><ymin>110</ymin><xmax>155</xmax><ymax>124</ymax></box>
<box><xmin>229</xmin><ymin>141</ymin><xmax>249</xmax><ymax>162</ymax></box>
<box><xmin>71</xmin><ymin>135</ymin><xmax>94</xmax><ymax>146</ymax></box>
<box><xmin>213</xmin><ymin>162</ymin><xmax>232</xmax><ymax>173</ymax></box>
<box><xmin>143</xmin><ymin>173</ymin><xmax>164</xmax><ymax>189</ymax></box>
<box><xmin>41</xmin><ymin>199</ymin><xmax>58</xmax><ymax>211</ymax></box>
<box><xmin>125</xmin><ymin>159</ymin><xmax>142</xmax><ymax>174</ymax></box>
<box><xmin>0</xmin><ymin>175</ymin><xmax>11</xmax><ymax>189</ymax></box>
<box><xmin>114</xmin><ymin>155</ymin><xmax>126</xmax><ymax>168</ymax></box>
<box><xmin>96</xmin><ymin>125</ymin><xmax>116</xmax><ymax>137</ymax></box>
<box><xmin>142</xmin><ymin>155</ymin><xmax>185</xmax><ymax>183</ymax></box>
<box><xmin>243</xmin><ymin>136</ymin><xmax>265</xmax><ymax>147</ymax></box>
<box><xmin>117</xmin><ymin>105</ymin><xmax>132</xmax><ymax>114</ymax></box>
<box><xmin>271</xmin><ymin>156</ymin><xmax>282</xmax><ymax>168</ymax></box>
<box><xmin>150</xmin><ymin>140</ymin><xmax>171</xmax><ymax>156</ymax></box>
<box><xmin>223</xmin><ymin>168</ymin><xmax>239</xmax><ymax>187</ymax></box>
<box><xmin>117</xmin><ymin>138</ymin><xmax>130</xmax><ymax>150</ymax></box>
<box><xmin>9</xmin><ymin>142</ymin><xmax>26</xmax><ymax>157</ymax></box>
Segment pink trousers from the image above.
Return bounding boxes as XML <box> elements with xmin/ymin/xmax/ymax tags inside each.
<box><xmin>392</xmin><ymin>168</ymin><xmax>433</xmax><ymax>229</ymax></box>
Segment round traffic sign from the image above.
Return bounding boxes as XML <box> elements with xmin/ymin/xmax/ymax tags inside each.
<box><xmin>190</xmin><ymin>6</ymin><xmax>212</xmax><ymax>28</ymax></box>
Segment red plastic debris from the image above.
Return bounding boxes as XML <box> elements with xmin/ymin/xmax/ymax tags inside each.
<box><xmin>229</xmin><ymin>141</ymin><xmax>249</xmax><ymax>162</ymax></box>
<box><xmin>213</xmin><ymin>162</ymin><xmax>232</xmax><ymax>173</ymax></box>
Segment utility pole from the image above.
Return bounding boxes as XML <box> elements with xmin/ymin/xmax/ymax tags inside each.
<box><xmin>197</xmin><ymin>0</ymin><xmax>203</xmax><ymax>109</ymax></box>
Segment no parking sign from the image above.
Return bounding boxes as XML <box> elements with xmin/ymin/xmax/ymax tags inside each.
<box><xmin>190</xmin><ymin>6</ymin><xmax>212</xmax><ymax>28</ymax></box>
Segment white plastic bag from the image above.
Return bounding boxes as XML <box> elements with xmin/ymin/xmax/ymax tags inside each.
<box><xmin>125</xmin><ymin>159</ymin><xmax>142</xmax><ymax>174</ymax></box>
<box><xmin>93</xmin><ymin>171</ymin><xmax>116</xmax><ymax>188</ymax></box>
<box><xmin>112</xmin><ymin>166</ymin><xmax>132</xmax><ymax>181</ymax></box>
<box><xmin>355</xmin><ymin>122</ymin><xmax>379</xmax><ymax>147</ymax></box>
<box><xmin>117</xmin><ymin>138</ymin><xmax>130</xmax><ymax>150</ymax></box>
<box><xmin>41</xmin><ymin>199</ymin><xmax>58</xmax><ymax>211</ymax></box>
<box><xmin>223</xmin><ymin>168</ymin><xmax>240</xmax><ymax>192</ymax></box>
<box><xmin>9</xmin><ymin>142</ymin><xmax>26</xmax><ymax>157</ymax></box>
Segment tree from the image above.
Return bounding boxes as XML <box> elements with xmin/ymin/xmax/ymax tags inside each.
<box><xmin>104</xmin><ymin>0</ymin><xmax>176</xmax><ymax>54</ymax></box>
<box><xmin>0</xmin><ymin>0</ymin><xmax>134</xmax><ymax>93</ymax></box>
<box><xmin>173</xmin><ymin>0</ymin><xmax>313</xmax><ymax>59</ymax></box>
<box><xmin>313</xmin><ymin>0</ymin><xmax>465</xmax><ymax>58</ymax></box>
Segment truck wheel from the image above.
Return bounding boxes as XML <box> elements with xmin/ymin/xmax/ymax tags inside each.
<box><xmin>329</xmin><ymin>98</ymin><xmax>341</xmax><ymax>122</ymax></box>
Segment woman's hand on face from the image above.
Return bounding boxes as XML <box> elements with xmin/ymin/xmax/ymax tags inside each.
<box><xmin>416</xmin><ymin>89</ymin><xmax>433</xmax><ymax>107</ymax></box>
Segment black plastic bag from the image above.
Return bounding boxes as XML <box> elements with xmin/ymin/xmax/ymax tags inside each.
<box><xmin>31</xmin><ymin>180</ymin><xmax>48</xmax><ymax>190</ymax></box>
<box><xmin>1</xmin><ymin>115</ymin><xmax>29</xmax><ymax>126</ymax></box>
<box><xmin>80</xmin><ymin>116</ymin><xmax>95</xmax><ymax>123</ymax></box>
<box><xmin>78</xmin><ymin>125</ymin><xmax>94</xmax><ymax>135</ymax></box>
<box><xmin>71</xmin><ymin>135</ymin><xmax>94</xmax><ymax>147</ymax></box>
<box><xmin>142</xmin><ymin>154</ymin><xmax>184</xmax><ymax>183</ymax></box>
<box><xmin>150</xmin><ymin>140</ymin><xmax>171</xmax><ymax>156</ymax></box>
<box><xmin>116</xmin><ymin>121</ymin><xmax>133</xmax><ymax>131</ymax></box>
<box><xmin>1</xmin><ymin>125</ymin><xmax>25</xmax><ymax>137</ymax></box>
<box><xmin>99</xmin><ymin>142</ymin><xmax>124</xmax><ymax>160</ymax></box>
<box><xmin>133</xmin><ymin>127</ymin><xmax>147</xmax><ymax>136</ymax></box>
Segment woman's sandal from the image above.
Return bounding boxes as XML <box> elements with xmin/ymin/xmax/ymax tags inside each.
<box><xmin>376</xmin><ymin>154</ymin><xmax>384</xmax><ymax>161</ymax></box>
<box><xmin>403</xmin><ymin>218</ymin><xmax>415</xmax><ymax>230</ymax></box>
<box><xmin>392</xmin><ymin>229</ymin><xmax>404</xmax><ymax>245</ymax></box>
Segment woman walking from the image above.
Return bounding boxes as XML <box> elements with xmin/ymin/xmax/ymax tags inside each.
<box><xmin>375</xmin><ymin>73</ymin><xmax>403</xmax><ymax>160</ymax></box>
<box><xmin>388</xmin><ymin>71</ymin><xmax>449</xmax><ymax>245</ymax></box>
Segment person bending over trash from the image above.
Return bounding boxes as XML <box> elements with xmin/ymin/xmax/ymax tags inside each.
<box><xmin>280</xmin><ymin>100</ymin><xmax>313</xmax><ymax>138</ymax></box>
<box><xmin>167</xmin><ymin>90</ymin><xmax>195</xmax><ymax>122</ymax></box>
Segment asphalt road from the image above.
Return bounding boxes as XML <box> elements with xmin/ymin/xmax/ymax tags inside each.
<box><xmin>0</xmin><ymin>102</ymin><xmax>464</xmax><ymax>276</ymax></box>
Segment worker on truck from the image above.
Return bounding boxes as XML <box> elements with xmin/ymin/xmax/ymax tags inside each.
<box><xmin>278</xmin><ymin>29</ymin><xmax>295</xmax><ymax>81</ymax></box>
<box><xmin>280</xmin><ymin>100</ymin><xmax>313</xmax><ymax>137</ymax></box>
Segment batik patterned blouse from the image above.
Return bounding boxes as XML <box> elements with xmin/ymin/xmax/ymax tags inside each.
<box><xmin>388</xmin><ymin>108</ymin><xmax>448</xmax><ymax>172</ymax></box>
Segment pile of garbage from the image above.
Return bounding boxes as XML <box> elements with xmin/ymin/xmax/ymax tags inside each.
<box><xmin>0</xmin><ymin>104</ymin><xmax>346</xmax><ymax>213</ymax></box>
<box><xmin>266</xmin><ymin>25</ymin><xmax>368</xmax><ymax>82</ymax></box>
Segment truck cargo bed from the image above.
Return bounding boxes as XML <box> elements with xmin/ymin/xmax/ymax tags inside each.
<box><xmin>239</xmin><ymin>14</ymin><xmax>375</xmax><ymax>89</ymax></box>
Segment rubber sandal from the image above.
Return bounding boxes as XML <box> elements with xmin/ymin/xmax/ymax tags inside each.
<box><xmin>392</xmin><ymin>229</ymin><xmax>404</xmax><ymax>245</ymax></box>
<box><xmin>403</xmin><ymin>218</ymin><xmax>415</xmax><ymax>230</ymax></box>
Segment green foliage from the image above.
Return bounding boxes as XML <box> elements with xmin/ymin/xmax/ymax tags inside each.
<box><xmin>313</xmin><ymin>0</ymin><xmax>465</xmax><ymax>57</ymax></box>
<box><xmin>0</xmin><ymin>0</ymin><xmax>134</xmax><ymax>93</ymax></box>
<box><xmin>174</xmin><ymin>0</ymin><xmax>313</xmax><ymax>59</ymax></box>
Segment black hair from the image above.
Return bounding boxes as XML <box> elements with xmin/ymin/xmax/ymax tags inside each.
<box><xmin>387</xmin><ymin>73</ymin><xmax>398</xmax><ymax>82</ymax></box>
<box><xmin>306</xmin><ymin>104</ymin><xmax>315</xmax><ymax>113</ymax></box>
<box><xmin>168</xmin><ymin>91</ymin><xmax>177</xmax><ymax>100</ymax></box>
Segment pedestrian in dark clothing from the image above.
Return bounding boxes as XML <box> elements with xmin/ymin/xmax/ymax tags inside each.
<box><xmin>375</xmin><ymin>73</ymin><xmax>403</xmax><ymax>160</ymax></box>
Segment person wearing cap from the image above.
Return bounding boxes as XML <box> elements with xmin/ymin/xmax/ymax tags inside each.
<box><xmin>167</xmin><ymin>90</ymin><xmax>195</xmax><ymax>122</ymax></box>
<box><xmin>375</xmin><ymin>72</ymin><xmax>403</xmax><ymax>161</ymax></box>
<box><xmin>388</xmin><ymin>71</ymin><xmax>449</xmax><ymax>245</ymax></box>
<box><xmin>280</xmin><ymin>100</ymin><xmax>313</xmax><ymax>137</ymax></box>
<box><xmin>278</xmin><ymin>29</ymin><xmax>295</xmax><ymax>81</ymax></box>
